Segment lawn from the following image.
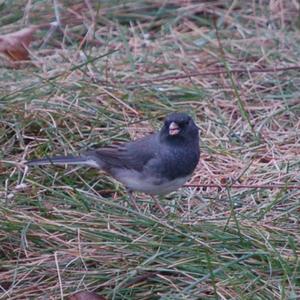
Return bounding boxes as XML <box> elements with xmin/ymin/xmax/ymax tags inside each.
<box><xmin>0</xmin><ymin>1</ymin><xmax>299</xmax><ymax>299</ymax></box>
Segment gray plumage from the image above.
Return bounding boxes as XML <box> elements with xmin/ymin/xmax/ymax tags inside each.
<box><xmin>26</xmin><ymin>112</ymin><xmax>200</xmax><ymax>195</ymax></box>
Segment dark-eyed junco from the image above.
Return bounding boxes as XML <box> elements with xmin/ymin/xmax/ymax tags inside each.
<box><xmin>26</xmin><ymin>112</ymin><xmax>200</xmax><ymax>211</ymax></box>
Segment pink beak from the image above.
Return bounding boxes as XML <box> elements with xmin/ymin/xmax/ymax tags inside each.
<box><xmin>169</xmin><ymin>122</ymin><xmax>180</xmax><ymax>135</ymax></box>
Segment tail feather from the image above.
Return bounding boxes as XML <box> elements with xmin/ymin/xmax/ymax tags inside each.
<box><xmin>26</xmin><ymin>155</ymin><xmax>100</xmax><ymax>168</ymax></box>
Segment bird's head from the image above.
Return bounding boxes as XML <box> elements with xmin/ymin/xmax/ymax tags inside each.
<box><xmin>160</xmin><ymin>112</ymin><xmax>199</xmax><ymax>143</ymax></box>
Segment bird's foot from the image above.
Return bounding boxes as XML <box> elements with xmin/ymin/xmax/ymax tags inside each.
<box><xmin>151</xmin><ymin>196</ymin><xmax>167</xmax><ymax>215</ymax></box>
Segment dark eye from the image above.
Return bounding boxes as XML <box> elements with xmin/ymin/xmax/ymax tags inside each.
<box><xmin>180</xmin><ymin>119</ymin><xmax>189</xmax><ymax>127</ymax></box>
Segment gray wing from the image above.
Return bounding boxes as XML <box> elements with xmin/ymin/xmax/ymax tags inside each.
<box><xmin>87</xmin><ymin>133</ymin><xmax>159</xmax><ymax>172</ymax></box>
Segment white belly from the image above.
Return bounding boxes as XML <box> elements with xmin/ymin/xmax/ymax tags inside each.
<box><xmin>114</xmin><ymin>169</ymin><xmax>190</xmax><ymax>195</ymax></box>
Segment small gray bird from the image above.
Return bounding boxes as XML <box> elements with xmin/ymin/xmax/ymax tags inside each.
<box><xmin>26</xmin><ymin>112</ymin><xmax>200</xmax><ymax>211</ymax></box>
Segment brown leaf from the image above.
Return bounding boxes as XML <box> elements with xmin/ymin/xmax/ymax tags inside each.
<box><xmin>0</xmin><ymin>26</ymin><xmax>38</xmax><ymax>61</ymax></box>
<box><xmin>68</xmin><ymin>291</ymin><xmax>107</xmax><ymax>300</ymax></box>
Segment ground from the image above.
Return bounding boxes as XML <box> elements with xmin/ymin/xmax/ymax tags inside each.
<box><xmin>0</xmin><ymin>1</ymin><xmax>299</xmax><ymax>299</ymax></box>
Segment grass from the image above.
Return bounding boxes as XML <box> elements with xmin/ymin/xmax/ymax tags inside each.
<box><xmin>1</xmin><ymin>1</ymin><xmax>300</xmax><ymax>299</ymax></box>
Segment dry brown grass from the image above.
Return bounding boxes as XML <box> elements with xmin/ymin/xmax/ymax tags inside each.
<box><xmin>1</xmin><ymin>1</ymin><xmax>299</xmax><ymax>299</ymax></box>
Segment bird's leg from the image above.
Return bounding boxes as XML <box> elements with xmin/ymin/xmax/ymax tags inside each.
<box><xmin>151</xmin><ymin>195</ymin><xmax>167</xmax><ymax>215</ymax></box>
<box><xmin>127</xmin><ymin>189</ymin><xmax>140</xmax><ymax>212</ymax></box>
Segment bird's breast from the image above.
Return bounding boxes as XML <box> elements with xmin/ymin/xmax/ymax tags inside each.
<box><xmin>113</xmin><ymin>168</ymin><xmax>190</xmax><ymax>195</ymax></box>
<box><xmin>159</xmin><ymin>145</ymin><xmax>199</xmax><ymax>180</ymax></box>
